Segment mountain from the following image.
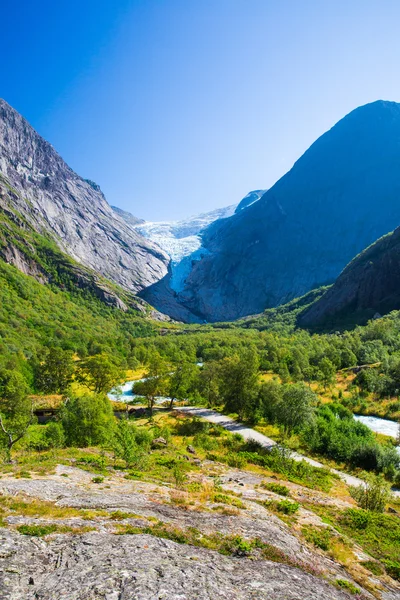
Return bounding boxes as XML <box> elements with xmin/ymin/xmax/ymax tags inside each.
<box><xmin>0</xmin><ymin>99</ymin><xmax>169</xmax><ymax>295</ymax></box>
<box><xmin>169</xmin><ymin>100</ymin><xmax>400</xmax><ymax>322</ymax></box>
<box><xmin>110</xmin><ymin>205</ymin><xmax>144</xmax><ymax>226</ymax></box>
<box><xmin>299</xmin><ymin>227</ymin><xmax>400</xmax><ymax>328</ymax></box>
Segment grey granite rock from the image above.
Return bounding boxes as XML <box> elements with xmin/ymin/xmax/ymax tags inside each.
<box><xmin>0</xmin><ymin>99</ymin><xmax>169</xmax><ymax>295</ymax></box>
<box><xmin>0</xmin><ymin>529</ymin><xmax>357</xmax><ymax>600</ymax></box>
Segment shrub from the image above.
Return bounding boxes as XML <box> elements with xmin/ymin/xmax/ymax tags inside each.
<box><xmin>261</xmin><ymin>482</ymin><xmax>290</xmax><ymax>496</ymax></box>
<box><xmin>341</xmin><ymin>508</ymin><xmax>371</xmax><ymax>530</ymax></box>
<box><xmin>17</xmin><ymin>524</ymin><xmax>57</xmax><ymax>537</ymax></box>
<box><xmin>350</xmin><ymin>473</ymin><xmax>392</xmax><ymax>513</ymax></box>
<box><xmin>61</xmin><ymin>393</ymin><xmax>115</xmax><ymax>447</ymax></box>
<box><xmin>226</xmin><ymin>453</ymin><xmax>247</xmax><ymax>469</ymax></box>
<box><xmin>382</xmin><ymin>559</ymin><xmax>400</xmax><ymax>581</ymax></box>
<box><xmin>193</xmin><ymin>432</ymin><xmax>219</xmax><ymax>451</ymax></box>
<box><xmin>335</xmin><ymin>579</ymin><xmax>360</xmax><ymax>595</ymax></box>
<box><xmin>276</xmin><ymin>500</ymin><xmax>299</xmax><ymax>515</ymax></box>
<box><xmin>92</xmin><ymin>476</ymin><xmax>104</xmax><ymax>484</ymax></box>
<box><xmin>175</xmin><ymin>417</ymin><xmax>209</xmax><ymax>436</ymax></box>
<box><xmin>302</xmin><ymin>525</ymin><xmax>332</xmax><ymax>551</ymax></box>
<box><xmin>361</xmin><ymin>561</ymin><xmax>384</xmax><ymax>576</ymax></box>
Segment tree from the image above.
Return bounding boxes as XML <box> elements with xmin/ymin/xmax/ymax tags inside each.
<box><xmin>318</xmin><ymin>357</ymin><xmax>336</xmax><ymax>390</ymax></box>
<box><xmin>274</xmin><ymin>383</ymin><xmax>316</xmax><ymax>438</ymax></box>
<box><xmin>60</xmin><ymin>393</ymin><xmax>115</xmax><ymax>447</ymax></box>
<box><xmin>132</xmin><ymin>352</ymin><xmax>169</xmax><ymax>415</ymax></box>
<box><xmin>0</xmin><ymin>370</ymin><xmax>33</xmax><ymax>462</ymax></box>
<box><xmin>34</xmin><ymin>347</ymin><xmax>75</xmax><ymax>394</ymax></box>
<box><xmin>218</xmin><ymin>349</ymin><xmax>260</xmax><ymax>419</ymax></box>
<box><xmin>259</xmin><ymin>380</ymin><xmax>282</xmax><ymax>423</ymax></box>
<box><xmin>113</xmin><ymin>418</ymin><xmax>140</xmax><ymax>467</ymax></box>
<box><xmin>198</xmin><ymin>361</ymin><xmax>220</xmax><ymax>407</ymax></box>
<box><xmin>166</xmin><ymin>362</ymin><xmax>198</xmax><ymax>409</ymax></box>
<box><xmin>76</xmin><ymin>354</ymin><xmax>125</xmax><ymax>394</ymax></box>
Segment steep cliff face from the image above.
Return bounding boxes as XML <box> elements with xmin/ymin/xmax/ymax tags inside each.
<box><xmin>0</xmin><ymin>99</ymin><xmax>169</xmax><ymax>293</ymax></box>
<box><xmin>175</xmin><ymin>100</ymin><xmax>400</xmax><ymax>322</ymax></box>
<box><xmin>300</xmin><ymin>227</ymin><xmax>400</xmax><ymax>328</ymax></box>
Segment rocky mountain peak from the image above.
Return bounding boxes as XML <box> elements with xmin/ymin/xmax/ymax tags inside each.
<box><xmin>0</xmin><ymin>99</ymin><xmax>169</xmax><ymax>294</ymax></box>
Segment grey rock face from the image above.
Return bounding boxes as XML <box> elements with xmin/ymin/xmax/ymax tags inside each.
<box><xmin>0</xmin><ymin>529</ymin><xmax>356</xmax><ymax>600</ymax></box>
<box><xmin>300</xmin><ymin>226</ymin><xmax>400</xmax><ymax>327</ymax></box>
<box><xmin>0</xmin><ymin>99</ymin><xmax>169</xmax><ymax>294</ymax></box>
<box><xmin>174</xmin><ymin>100</ymin><xmax>400</xmax><ymax>322</ymax></box>
<box><xmin>111</xmin><ymin>204</ymin><xmax>145</xmax><ymax>226</ymax></box>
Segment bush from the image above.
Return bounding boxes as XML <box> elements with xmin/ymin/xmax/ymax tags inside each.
<box><xmin>175</xmin><ymin>417</ymin><xmax>209</xmax><ymax>436</ymax></box>
<box><xmin>261</xmin><ymin>482</ymin><xmax>290</xmax><ymax>496</ymax></box>
<box><xmin>302</xmin><ymin>525</ymin><xmax>332</xmax><ymax>551</ymax></box>
<box><xmin>382</xmin><ymin>559</ymin><xmax>400</xmax><ymax>581</ymax></box>
<box><xmin>276</xmin><ymin>500</ymin><xmax>299</xmax><ymax>515</ymax></box>
<box><xmin>61</xmin><ymin>393</ymin><xmax>115</xmax><ymax>447</ymax></box>
<box><xmin>226</xmin><ymin>453</ymin><xmax>247</xmax><ymax>469</ymax></box>
<box><xmin>342</xmin><ymin>508</ymin><xmax>371</xmax><ymax>530</ymax></box>
<box><xmin>17</xmin><ymin>524</ymin><xmax>57</xmax><ymax>537</ymax></box>
<box><xmin>335</xmin><ymin>580</ymin><xmax>360</xmax><ymax>595</ymax></box>
<box><xmin>193</xmin><ymin>432</ymin><xmax>219</xmax><ymax>451</ymax></box>
<box><xmin>350</xmin><ymin>473</ymin><xmax>392</xmax><ymax>513</ymax></box>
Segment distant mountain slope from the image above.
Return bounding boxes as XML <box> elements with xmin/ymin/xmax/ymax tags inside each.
<box><xmin>0</xmin><ymin>99</ymin><xmax>169</xmax><ymax>294</ymax></box>
<box><xmin>173</xmin><ymin>100</ymin><xmax>400</xmax><ymax>322</ymax></box>
<box><xmin>300</xmin><ymin>227</ymin><xmax>400</xmax><ymax>328</ymax></box>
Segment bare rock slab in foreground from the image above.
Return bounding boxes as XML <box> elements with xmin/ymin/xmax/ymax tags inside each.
<box><xmin>0</xmin><ymin>530</ymin><xmax>354</xmax><ymax>600</ymax></box>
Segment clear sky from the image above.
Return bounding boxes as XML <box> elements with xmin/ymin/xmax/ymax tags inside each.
<box><xmin>2</xmin><ymin>0</ymin><xmax>400</xmax><ymax>220</ymax></box>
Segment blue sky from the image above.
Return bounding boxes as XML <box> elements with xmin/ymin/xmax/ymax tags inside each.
<box><xmin>3</xmin><ymin>0</ymin><xmax>400</xmax><ymax>220</ymax></box>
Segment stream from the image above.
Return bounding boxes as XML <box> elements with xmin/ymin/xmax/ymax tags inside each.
<box><xmin>354</xmin><ymin>414</ymin><xmax>399</xmax><ymax>439</ymax></box>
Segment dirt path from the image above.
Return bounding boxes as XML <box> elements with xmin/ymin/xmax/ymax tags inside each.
<box><xmin>177</xmin><ymin>406</ymin><xmax>400</xmax><ymax>496</ymax></box>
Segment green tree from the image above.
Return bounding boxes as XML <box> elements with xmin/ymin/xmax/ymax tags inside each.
<box><xmin>274</xmin><ymin>383</ymin><xmax>316</xmax><ymax>438</ymax></box>
<box><xmin>113</xmin><ymin>418</ymin><xmax>140</xmax><ymax>466</ymax></box>
<box><xmin>34</xmin><ymin>347</ymin><xmax>75</xmax><ymax>394</ymax></box>
<box><xmin>218</xmin><ymin>349</ymin><xmax>260</xmax><ymax>419</ymax></box>
<box><xmin>0</xmin><ymin>370</ymin><xmax>33</xmax><ymax>462</ymax></box>
<box><xmin>60</xmin><ymin>393</ymin><xmax>115</xmax><ymax>447</ymax></box>
<box><xmin>318</xmin><ymin>357</ymin><xmax>336</xmax><ymax>390</ymax></box>
<box><xmin>132</xmin><ymin>352</ymin><xmax>169</xmax><ymax>415</ymax></box>
<box><xmin>167</xmin><ymin>362</ymin><xmax>198</xmax><ymax>409</ymax></box>
<box><xmin>77</xmin><ymin>354</ymin><xmax>124</xmax><ymax>394</ymax></box>
<box><xmin>198</xmin><ymin>361</ymin><xmax>220</xmax><ymax>407</ymax></box>
<box><xmin>259</xmin><ymin>379</ymin><xmax>282</xmax><ymax>423</ymax></box>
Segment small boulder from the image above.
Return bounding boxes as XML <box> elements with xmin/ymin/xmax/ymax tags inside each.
<box><xmin>192</xmin><ymin>458</ymin><xmax>202</xmax><ymax>466</ymax></box>
<box><xmin>186</xmin><ymin>445</ymin><xmax>196</xmax><ymax>455</ymax></box>
<box><xmin>152</xmin><ymin>437</ymin><xmax>167</xmax><ymax>448</ymax></box>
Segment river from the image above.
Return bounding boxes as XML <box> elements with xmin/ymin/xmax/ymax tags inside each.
<box><xmin>354</xmin><ymin>414</ymin><xmax>399</xmax><ymax>439</ymax></box>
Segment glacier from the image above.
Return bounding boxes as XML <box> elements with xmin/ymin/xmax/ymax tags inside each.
<box><xmin>113</xmin><ymin>190</ymin><xmax>266</xmax><ymax>293</ymax></box>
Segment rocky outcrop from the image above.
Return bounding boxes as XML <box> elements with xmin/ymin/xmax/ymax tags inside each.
<box><xmin>0</xmin><ymin>99</ymin><xmax>169</xmax><ymax>295</ymax></box>
<box><xmin>300</xmin><ymin>227</ymin><xmax>400</xmax><ymax>328</ymax></box>
<box><xmin>173</xmin><ymin>100</ymin><xmax>400</xmax><ymax>322</ymax></box>
<box><xmin>0</xmin><ymin>529</ymin><xmax>357</xmax><ymax>600</ymax></box>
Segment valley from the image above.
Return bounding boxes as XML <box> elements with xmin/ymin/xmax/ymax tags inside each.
<box><xmin>1</xmin><ymin>97</ymin><xmax>400</xmax><ymax>599</ymax></box>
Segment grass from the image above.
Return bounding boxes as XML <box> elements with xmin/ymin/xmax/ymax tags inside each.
<box><xmin>17</xmin><ymin>523</ymin><xmax>95</xmax><ymax>536</ymax></box>
<box><xmin>302</xmin><ymin>501</ymin><xmax>400</xmax><ymax>581</ymax></box>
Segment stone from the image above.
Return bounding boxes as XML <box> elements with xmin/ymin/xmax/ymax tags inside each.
<box><xmin>0</xmin><ymin>530</ymin><xmax>361</xmax><ymax>600</ymax></box>
<box><xmin>186</xmin><ymin>445</ymin><xmax>196</xmax><ymax>454</ymax></box>
<box><xmin>152</xmin><ymin>437</ymin><xmax>167</xmax><ymax>447</ymax></box>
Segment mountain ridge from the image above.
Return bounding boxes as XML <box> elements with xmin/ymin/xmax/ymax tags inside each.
<box><xmin>170</xmin><ymin>99</ymin><xmax>400</xmax><ymax>322</ymax></box>
<box><xmin>0</xmin><ymin>98</ymin><xmax>169</xmax><ymax>295</ymax></box>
